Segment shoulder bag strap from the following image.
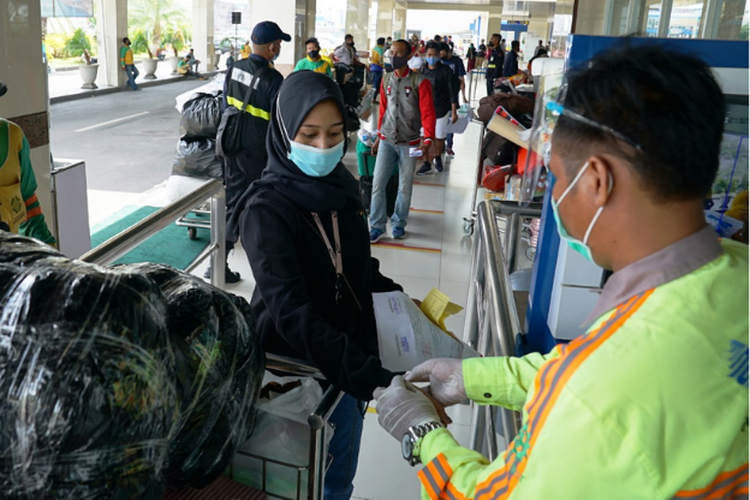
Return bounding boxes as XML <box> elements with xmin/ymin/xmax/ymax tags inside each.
<box><xmin>239</xmin><ymin>64</ymin><xmax>268</xmax><ymax>114</ymax></box>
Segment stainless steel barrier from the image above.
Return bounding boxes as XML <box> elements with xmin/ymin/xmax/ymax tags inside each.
<box><xmin>80</xmin><ymin>179</ymin><xmax>226</xmax><ymax>286</ymax></box>
<box><xmin>233</xmin><ymin>353</ymin><xmax>343</xmax><ymax>500</ymax></box>
<box><xmin>463</xmin><ymin>200</ymin><xmax>542</xmax><ymax>459</ymax></box>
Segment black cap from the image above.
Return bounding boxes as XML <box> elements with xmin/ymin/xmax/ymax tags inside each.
<box><xmin>0</xmin><ymin>81</ymin><xmax>6</xmax><ymax>98</ymax></box>
<box><xmin>251</xmin><ymin>21</ymin><xmax>291</xmax><ymax>45</ymax></box>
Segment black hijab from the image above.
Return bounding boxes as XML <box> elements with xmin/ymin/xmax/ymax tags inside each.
<box><xmin>245</xmin><ymin>70</ymin><xmax>363</xmax><ymax>212</ymax></box>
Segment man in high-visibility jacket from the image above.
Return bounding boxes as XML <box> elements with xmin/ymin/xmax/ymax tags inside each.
<box><xmin>0</xmin><ymin>81</ymin><xmax>56</xmax><ymax>244</ymax></box>
<box><xmin>374</xmin><ymin>42</ymin><xmax>749</xmax><ymax>499</ymax></box>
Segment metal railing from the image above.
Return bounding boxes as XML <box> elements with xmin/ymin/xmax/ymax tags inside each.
<box><xmin>80</xmin><ymin>179</ymin><xmax>226</xmax><ymax>286</ymax></box>
<box><xmin>463</xmin><ymin>200</ymin><xmax>542</xmax><ymax>459</ymax></box>
<box><xmin>233</xmin><ymin>353</ymin><xmax>343</xmax><ymax>500</ymax></box>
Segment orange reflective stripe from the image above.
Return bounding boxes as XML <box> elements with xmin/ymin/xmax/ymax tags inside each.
<box><xmin>24</xmin><ymin>194</ymin><xmax>38</xmax><ymax>207</ymax></box>
<box><xmin>673</xmin><ymin>463</ymin><xmax>749</xmax><ymax>499</ymax></box>
<box><xmin>419</xmin><ymin>454</ymin><xmax>459</xmax><ymax>500</ymax></box>
<box><xmin>474</xmin><ymin>291</ymin><xmax>654</xmax><ymax>500</ymax></box>
<box><xmin>418</xmin><ymin>467</ymin><xmax>440</xmax><ymax>500</ymax></box>
<box><xmin>25</xmin><ymin>206</ymin><xmax>42</xmax><ymax>219</ymax></box>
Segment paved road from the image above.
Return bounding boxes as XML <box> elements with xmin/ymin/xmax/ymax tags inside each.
<box><xmin>50</xmin><ymin>79</ymin><xmax>210</xmax><ymax>193</ymax></box>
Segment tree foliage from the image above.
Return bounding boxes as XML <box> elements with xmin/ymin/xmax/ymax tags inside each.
<box><xmin>128</xmin><ymin>0</ymin><xmax>191</xmax><ymax>55</ymax></box>
<box><xmin>63</xmin><ymin>28</ymin><xmax>93</xmax><ymax>58</ymax></box>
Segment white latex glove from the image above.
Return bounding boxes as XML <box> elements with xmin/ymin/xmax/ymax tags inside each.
<box><xmin>373</xmin><ymin>375</ymin><xmax>440</xmax><ymax>441</ymax></box>
<box><xmin>405</xmin><ymin>358</ymin><xmax>466</xmax><ymax>407</ymax></box>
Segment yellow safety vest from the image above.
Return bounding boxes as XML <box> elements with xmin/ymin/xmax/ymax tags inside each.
<box><xmin>0</xmin><ymin>120</ymin><xmax>27</xmax><ymax>232</ymax></box>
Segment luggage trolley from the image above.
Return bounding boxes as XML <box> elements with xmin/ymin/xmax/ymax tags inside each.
<box><xmin>228</xmin><ymin>353</ymin><xmax>343</xmax><ymax>500</ymax></box>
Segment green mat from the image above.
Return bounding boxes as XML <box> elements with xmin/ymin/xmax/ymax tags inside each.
<box><xmin>91</xmin><ymin>206</ymin><xmax>210</xmax><ymax>269</ymax></box>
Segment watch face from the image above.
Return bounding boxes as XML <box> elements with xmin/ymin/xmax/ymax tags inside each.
<box><xmin>401</xmin><ymin>433</ymin><xmax>413</xmax><ymax>461</ymax></box>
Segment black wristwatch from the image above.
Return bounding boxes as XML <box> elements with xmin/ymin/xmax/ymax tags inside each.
<box><xmin>401</xmin><ymin>422</ymin><xmax>445</xmax><ymax>466</ymax></box>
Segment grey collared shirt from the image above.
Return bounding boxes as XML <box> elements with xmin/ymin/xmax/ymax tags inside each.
<box><xmin>584</xmin><ymin>225</ymin><xmax>723</xmax><ymax>325</ymax></box>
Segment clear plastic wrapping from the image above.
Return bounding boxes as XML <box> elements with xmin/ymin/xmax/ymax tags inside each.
<box><xmin>0</xmin><ymin>234</ymin><xmax>177</xmax><ymax>499</ymax></box>
<box><xmin>0</xmin><ymin>234</ymin><xmax>264</xmax><ymax>497</ymax></box>
<box><xmin>123</xmin><ymin>264</ymin><xmax>264</xmax><ymax>489</ymax></box>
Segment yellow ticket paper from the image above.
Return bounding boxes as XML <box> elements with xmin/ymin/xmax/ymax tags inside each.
<box><xmin>420</xmin><ymin>288</ymin><xmax>464</xmax><ymax>336</ymax></box>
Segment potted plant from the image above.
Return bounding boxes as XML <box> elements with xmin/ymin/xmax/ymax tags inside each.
<box><xmin>163</xmin><ymin>29</ymin><xmax>187</xmax><ymax>75</ymax></box>
<box><xmin>79</xmin><ymin>48</ymin><xmax>99</xmax><ymax>89</ymax></box>
<box><xmin>66</xmin><ymin>28</ymin><xmax>98</xmax><ymax>89</ymax></box>
<box><xmin>133</xmin><ymin>31</ymin><xmax>158</xmax><ymax>79</ymax></box>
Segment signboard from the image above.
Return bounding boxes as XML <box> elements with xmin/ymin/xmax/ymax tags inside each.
<box><xmin>41</xmin><ymin>0</ymin><xmax>93</xmax><ymax>17</ymax></box>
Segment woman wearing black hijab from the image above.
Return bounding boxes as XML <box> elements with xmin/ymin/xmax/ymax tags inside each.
<box><xmin>237</xmin><ymin>71</ymin><xmax>401</xmax><ymax>499</ymax></box>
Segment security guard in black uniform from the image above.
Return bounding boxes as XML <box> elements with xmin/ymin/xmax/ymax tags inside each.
<box><xmin>213</xmin><ymin>21</ymin><xmax>288</xmax><ymax>282</ymax></box>
<box><xmin>485</xmin><ymin>33</ymin><xmax>504</xmax><ymax>98</ymax></box>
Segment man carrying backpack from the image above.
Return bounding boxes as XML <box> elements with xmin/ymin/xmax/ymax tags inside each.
<box><xmin>215</xmin><ymin>20</ymin><xmax>288</xmax><ymax>282</ymax></box>
<box><xmin>369</xmin><ymin>39</ymin><xmax>436</xmax><ymax>242</ymax></box>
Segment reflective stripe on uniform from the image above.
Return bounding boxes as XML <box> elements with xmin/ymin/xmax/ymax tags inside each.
<box><xmin>487</xmin><ymin>64</ymin><xmax>496</xmax><ymax>68</ymax></box>
<box><xmin>225</xmin><ymin>96</ymin><xmax>271</xmax><ymax>120</ymax></box>
<box><xmin>672</xmin><ymin>463</ymin><xmax>749</xmax><ymax>499</ymax></box>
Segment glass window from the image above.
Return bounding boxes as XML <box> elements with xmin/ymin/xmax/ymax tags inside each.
<box><xmin>667</xmin><ymin>0</ymin><xmax>706</xmax><ymax>38</ymax></box>
<box><xmin>643</xmin><ymin>0</ymin><xmax>663</xmax><ymax>37</ymax></box>
<box><xmin>716</xmin><ymin>0</ymin><xmax>750</xmax><ymax>40</ymax></box>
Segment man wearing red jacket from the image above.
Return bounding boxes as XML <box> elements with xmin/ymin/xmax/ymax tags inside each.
<box><xmin>369</xmin><ymin>39</ymin><xmax>436</xmax><ymax>242</ymax></box>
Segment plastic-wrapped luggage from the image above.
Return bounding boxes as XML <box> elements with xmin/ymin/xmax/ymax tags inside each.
<box><xmin>179</xmin><ymin>92</ymin><xmax>222</xmax><ymax>140</ymax></box>
<box><xmin>123</xmin><ymin>264</ymin><xmax>264</xmax><ymax>489</ymax></box>
<box><xmin>0</xmin><ymin>234</ymin><xmax>177</xmax><ymax>500</ymax></box>
<box><xmin>0</xmin><ymin>234</ymin><xmax>264</xmax><ymax>498</ymax></box>
<box><xmin>172</xmin><ymin>138</ymin><xmax>223</xmax><ymax>179</ymax></box>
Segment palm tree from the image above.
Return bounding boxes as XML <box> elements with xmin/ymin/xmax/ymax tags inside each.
<box><xmin>128</xmin><ymin>0</ymin><xmax>190</xmax><ymax>53</ymax></box>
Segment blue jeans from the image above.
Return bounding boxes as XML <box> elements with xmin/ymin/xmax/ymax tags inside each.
<box><xmin>446</xmin><ymin>133</ymin><xmax>454</xmax><ymax>150</ymax></box>
<box><xmin>371</xmin><ymin>70</ymin><xmax>383</xmax><ymax>98</ymax></box>
<box><xmin>370</xmin><ymin>139</ymin><xmax>416</xmax><ymax>232</ymax></box>
<box><xmin>324</xmin><ymin>394</ymin><xmax>364</xmax><ymax>500</ymax></box>
<box><xmin>125</xmin><ymin>64</ymin><xmax>139</xmax><ymax>90</ymax></box>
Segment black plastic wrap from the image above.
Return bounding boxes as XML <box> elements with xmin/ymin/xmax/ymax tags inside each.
<box><xmin>179</xmin><ymin>92</ymin><xmax>222</xmax><ymax>140</ymax></box>
<box><xmin>172</xmin><ymin>138</ymin><xmax>223</xmax><ymax>179</ymax></box>
<box><xmin>0</xmin><ymin>234</ymin><xmax>177</xmax><ymax>500</ymax></box>
<box><xmin>0</xmin><ymin>235</ymin><xmax>265</xmax><ymax>497</ymax></box>
<box><xmin>117</xmin><ymin>264</ymin><xmax>264</xmax><ymax>490</ymax></box>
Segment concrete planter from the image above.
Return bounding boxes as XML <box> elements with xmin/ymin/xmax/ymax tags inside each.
<box><xmin>169</xmin><ymin>56</ymin><xmax>181</xmax><ymax>75</ymax></box>
<box><xmin>143</xmin><ymin>58</ymin><xmax>158</xmax><ymax>79</ymax></box>
<box><xmin>79</xmin><ymin>64</ymin><xmax>99</xmax><ymax>89</ymax></box>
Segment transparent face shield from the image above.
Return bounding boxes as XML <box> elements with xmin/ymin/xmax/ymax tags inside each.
<box><xmin>519</xmin><ymin>74</ymin><xmax>643</xmax><ymax>205</ymax></box>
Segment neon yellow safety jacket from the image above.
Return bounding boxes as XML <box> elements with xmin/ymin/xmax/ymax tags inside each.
<box><xmin>418</xmin><ymin>228</ymin><xmax>748</xmax><ymax>499</ymax></box>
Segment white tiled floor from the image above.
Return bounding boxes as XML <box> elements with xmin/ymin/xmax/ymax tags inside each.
<box><xmin>88</xmin><ymin>105</ymin><xmax>486</xmax><ymax>500</ymax></box>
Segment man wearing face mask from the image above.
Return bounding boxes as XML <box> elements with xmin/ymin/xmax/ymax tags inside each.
<box><xmin>334</xmin><ymin>34</ymin><xmax>358</xmax><ymax>66</ymax></box>
<box><xmin>373</xmin><ymin>44</ymin><xmax>748</xmax><ymax>499</ymax></box>
<box><xmin>485</xmin><ymin>33</ymin><xmax>503</xmax><ymax>97</ymax></box>
<box><xmin>216</xmin><ymin>20</ymin><xmax>288</xmax><ymax>283</ymax></box>
<box><xmin>369</xmin><ymin>39</ymin><xmax>436</xmax><ymax>242</ymax></box>
<box><xmin>416</xmin><ymin>41</ymin><xmax>458</xmax><ymax>175</ymax></box>
<box><xmin>294</xmin><ymin>37</ymin><xmax>334</xmax><ymax>78</ymax></box>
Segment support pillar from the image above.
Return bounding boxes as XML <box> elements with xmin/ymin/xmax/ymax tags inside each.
<box><xmin>249</xmin><ymin>0</ymin><xmax>297</xmax><ymax>75</ymax></box>
<box><xmin>0</xmin><ymin>0</ymin><xmax>56</xmax><ymax>236</ymax></box>
<box><xmin>346</xmin><ymin>0</ymin><xmax>369</xmax><ymax>52</ymax></box>
<box><xmin>376</xmin><ymin>0</ymin><xmax>395</xmax><ymax>39</ymax></box>
<box><xmin>192</xmin><ymin>0</ymin><xmax>215</xmax><ymax>71</ymax></box>
<box><xmin>96</xmin><ymin>0</ymin><xmax>128</xmax><ymax>88</ymax></box>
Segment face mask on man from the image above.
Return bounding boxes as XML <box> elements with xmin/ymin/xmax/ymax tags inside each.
<box><xmin>308</xmin><ymin>50</ymin><xmax>320</xmax><ymax>59</ymax></box>
<box><xmin>346</xmin><ymin>41</ymin><xmax>354</xmax><ymax>47</ymax></box>
<box><xmin>550</xmin><ymin>161</ymin><xmax>613</xmax><ymax>262</ymax></box>
<box><xmin>426</xmin><ymin>56</ymin><xmax>440</xmax><ymax>66</ymax></box>
<box><xmin>392</xmin><ymin>55</ymin><xmax>409</xmax><ymax>70</ymax></box>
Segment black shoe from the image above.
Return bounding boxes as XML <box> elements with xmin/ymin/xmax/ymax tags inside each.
<box><xmin>204</xmin><ymin>265</ymin><xmax>241</xmax><ymax>283</ymax></box>
<box><xmin>416</xmin><ymin>162</ymin><xmax>432</xmax><ymax>176</ymax></box>
<box><xmin>434</xmin><ymin>156</ymin><xmax>444</xmax><ymax>172</ymax></box>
